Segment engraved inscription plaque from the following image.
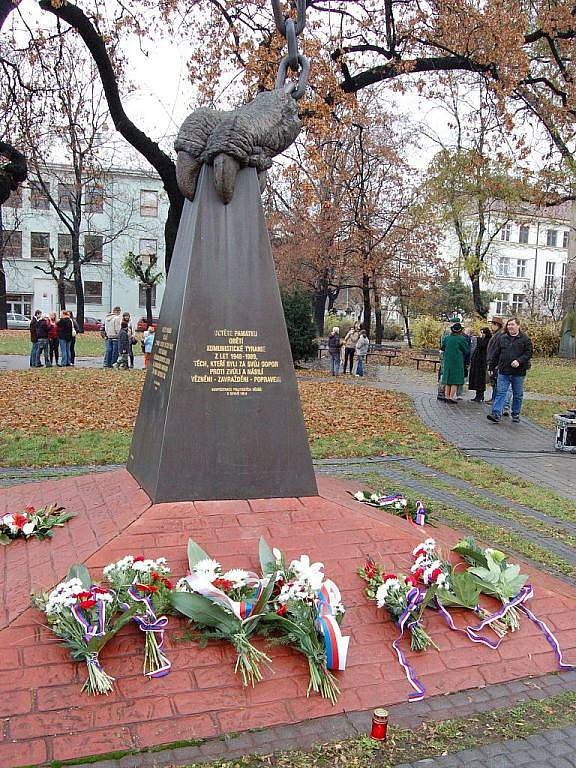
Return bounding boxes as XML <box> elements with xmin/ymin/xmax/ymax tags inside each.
<box><xmin>127</xmin><ymin>165</ymin><xmax>318</xmax><ymax>502</ymax></box>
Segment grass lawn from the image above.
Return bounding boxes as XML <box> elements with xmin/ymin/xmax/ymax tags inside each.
<box><xmin>523</xmin><ymin>399</ymin><xmax>574</xmax><ymax>429</ymax></box>
<box><xmin>0</xmin><ymin>329</ymin><xmax>111</xmax><ymax>356</ymax></box>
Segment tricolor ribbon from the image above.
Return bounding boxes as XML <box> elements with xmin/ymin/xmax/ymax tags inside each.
<box><xmin>127</xmin><ymin>585</ymin><xmax>171</xmax><ymax>677</ymax></box>
<box><xmin>180</xmin><ymin>573</ymin><xmax>267</xmax><ymax>623</ymax></box>
<box><xmin>469</xmin><ymin>584</ymin><xmax>575</xmax><ymax>670</ymax></box>
<box><xmin>71</xmin><ymin>592</ymin><xmax>107</xmax><ymax>642</ymax></box>
<box><xmin>414</xmin><ymin>501</ymin><xmax>426</xmax><ymax>527</ymax></box>
<box><xmin>434</xmin><ymin>598</ymin><xmax>502</xmax><ymax>649</ymax></box>
<box><xmin>315</xmin><ymin>580</ymin><xmax>349</xmax><ymax>671</ymax></box>
<box><xmin>392</xmin><ymin>587</ymin><xmax>426</xmax><ymax>702</ymax></box>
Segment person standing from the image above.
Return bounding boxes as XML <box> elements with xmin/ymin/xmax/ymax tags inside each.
<box><xmin>103</xmin><ymin>306</ymin><xmax>122</xmax><ymax>368</ymax></box>
<box><xmin>68</xmin><ymin>311</ymin><xmax>80</xmax><ymax>366</ymax></box>
<box><xmin>36</xmin><ymin>314</ymin><xmax>52</xmax><ymax>367</ymax></box>
<box><xmin>122</xmin><ymin>312</ymin><xmax>136</xmax><ymax>368</ymax></box>
<box><xmin>143</xmin><ymin>326</ymin><xmax>155</xmax><ymax>368</ymax></box>
<box><xmin>343</xmin><ymin>324</ymin><xmax>361</xmax><ymax>374</ymax></box>
<box><xmin>47</xmin><ymin>312</ymin><xmax>59</xmax><ymax>366</ymax></box>
<box><xmin>355</xmin><ymin>329</ymin><xmax>369</xmax><ymax>377</ymax></box>
<box><xmin>437</xmin><ymin>316</ymin><xmax>460</xmax><ymax>401</ymax></box>
<box><xmin>486</xmin><ymin>316</ymin><xmax>504</xmax><ymax>402</ymax></box>
<box><xmin>57</xmin><ymin>310</ymin><xmax>73</xmax><ymax>367</ymax></box>
<box><xmin>468</xmin><ymin>327</ymin><xmax>492</xmax><ymax>402</ymax></box>
<box><xmin>29</xmin><ymin>309</ymin><xmax>42</xmax><ymax>367</ymax></box>
<box><xmin>487</xmin><ymin>317</ymin><xmax>533</xmax><ymax>424</ymax></box>
<box><xmin>115</xmin><ymin>321</ymin><xmax>130</xmax><ymax>369</ymax></box>
<box><xmin>440</xmin><ymin>322</ymin><xmax>469</xmax><ymax>403</ymax></box>
<box><xmin>328</xmin><ymin>326</ymin><xmax>341</xmax><ymax>376</ymax></box>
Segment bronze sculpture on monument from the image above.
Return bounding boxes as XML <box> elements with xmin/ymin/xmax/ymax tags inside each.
<box><xmin>127</xmin><ymin>0</ymin><xmax>318</xmax><ymax>503</ymax></box>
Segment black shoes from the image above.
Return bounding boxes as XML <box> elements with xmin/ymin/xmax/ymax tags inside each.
<box><xmin>487</xmin><ymin>413</ymin><xmax>500</xmax><ymax>423</ymax></box>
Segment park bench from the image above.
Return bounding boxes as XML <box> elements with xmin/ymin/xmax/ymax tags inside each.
<box><xmin>412</xmin><ymin>348</ymin><xmax>441</xmax><ymax>372</ymax></box>
<box><xmin>367</xmin><ymin>343</ymin><xmax>399</xmax><ymax>367</ymax></box>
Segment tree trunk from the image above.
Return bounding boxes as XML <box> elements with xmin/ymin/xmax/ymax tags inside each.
<box><xmin>58</xmin><ymin>277</ymin><xmax>66</xmax><ymax>311</ymax></box>
<box><xmin>362</xmin><ymin>272</ymin><xmax>372</xmax><ymax>337</ymax></box>
<box><xmin>402</xmin><ymin>313</ymin><xmax>412</xmax><ymax>348</ymax></box>
<box><xmin>312</xmin><ymin>289</ymin><xmax>327</xmax><ymax>337</ymax></box>
<box><xmin>0</xmin><ymin>207</ymin><xmax>7</xmax><ymax>330</ymax></box>
<box><xmin>145</xmin><ymin>287</ymin><xmax>153</xmax><ymax>323</ymax></box>
<box><xmin>72</xmin><ymin>234</ymin><xmax>85</xmax><ymax>331</ymax></box>
<box><xmin>469</xmin><ymin>269</ymin><xmax>488</xmax><ymax>318</ymax></box>
<box><xmin>373</xmin><ymin>280</ymin><xmax>382</xmax><ymax>344</ymax></box>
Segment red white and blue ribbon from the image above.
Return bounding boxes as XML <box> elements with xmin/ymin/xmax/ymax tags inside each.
<box><xmin>71</xmin><ymin>593</ymin><xmax>107</xmax><ymax>642</ymax></box>
<box><xmin>434</xmin><ymin>598</ymin><xmax>502</xmax><ymax>649</ymax></box>
<box><xmin>181</xmin><ymin>573</ymin><xmax>266</xmax><ymax>623</ymax></box>
<box><xmin>414</xmin><ymin>501</ymin><xmax>426</xmax><ymax>527</ymax></box>
<box><xmin>392</xmin><ymin>587</ymin><xmax>426</xmax><ymax>702</ymax></box>
<box><xmin>377</xmin><ymin>494</ymin><xmax>405</xmax><ymax>506</ymax></box>
<box><xmin>315</xmin><ymin>580</ymin><xmax>349</xmax><ymax>671</ymax></box>
<box><xmin>127</xmin><ymin>585</ymin><xmax>171</xmax><ymax>677</ymax></box>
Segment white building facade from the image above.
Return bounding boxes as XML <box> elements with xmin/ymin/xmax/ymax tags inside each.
<box><xmin>1</xmin><ymin>164</ymin><xmax>169</xmax><ymax>323</ymax></box>
<box><xmin>440</xmin><ymin>201</ymin><xmax>571</xmax><ymax>319</ymax></box>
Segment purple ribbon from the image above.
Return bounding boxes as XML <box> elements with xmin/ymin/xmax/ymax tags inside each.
<box><xmin>127</xmin><ymin>585</ymin><xmax>172</xmax><ymax>677</ymax></box>
<box><xmin>434</xmin><ymin>598</ymin><xmax>502</xmax><ymax>649</ymax></box>
<box><xmin>392</xmin><ymin>587</ymin><xmax>426</xmax><ymax>702</ymax></box>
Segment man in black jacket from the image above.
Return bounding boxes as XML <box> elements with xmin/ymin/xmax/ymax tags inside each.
<box><xmin>29</xmin><ymin>309</ymin><xmax>42</xmax><ymax>367</ymax></box>
<box><xmin>487</xmin><ymin>318</ymin><xmax>533</xmax><ymax>424</ymax></box>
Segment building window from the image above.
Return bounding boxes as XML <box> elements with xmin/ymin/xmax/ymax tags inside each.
<box><xmin>519</xmin><ymin>224</ymin><xmax>529</xmax><ymax>244</ymax></box>
<box><xmin>5</xmin><ymin>187</ymin><xmax>22</xmax><ymax>208</ymax></box>
<box><xmin>58</xmin><ymin>183</ymin><xmax>76</xmax><ymax>211</ymax></box>
<box><xmin>30</xmin><ymin>181</ymin><xmax>50</xmax><ymax>210</ymax></box>
<box><xmin>1</xmin><ymin>230</ymin><xmax>22</xmax><ymax>259</ymax></box>
<box><xmin>544</xmin><ymin>261</ymin><xmax>556</xmax><ymax>302</ymax></box>
<box><xmin>84</xmin><ymin>281</ymin><xmax>103</xmax><ymax>304</ymax></box>
<box><xmin>546</xmin><ymin>228</ymin><xmax>558</xmax><ymax>247</ymax></box>
<box><xmin>30</xmin><ymin>232</ymin><xmax>50</xmax><ymax>260</ymax></box>
<box><xmin>500</xmin><ymin>223</ymin><xmax>511</xmax><ymax>241</ymax></box>
<box><xmin>139</xmin><ymin>238</ymin><xmax>158</xmax><ymax>264</ymax></box>
<box><xmin>497</xmin><ymin>257</ymin><xmax>510</xmax><ymax>276</ymax></box>
<box><xmin>85</xmin><ymin>185</ymin><xmax>104</xmax><ymax>213</ymax></box>
<box><xmin>58</xmin><ymin>233</ymin><xmax>72</xmax><ymax>261</ymax></box>
<box><xmin>511</xmin><ymin>294</ymin><xmax>525</xmax><ymax>313</ymax></box>
<box><xmin>516</xmin><ymin>259</ymin><xmax>527</xmax><ymax>278</ymax></box>
<box><xmin>563</xmin><ymin>231</ymin><xmax>570</xmax><ymax>250</ymax></box>
<box><xmin>84</xmin><ymin>234</ymin><xmax>103</xmax><ymax>262</ymax></box>
<box><xmin>6</xmin><ymin>293</ymin><xmax>32</xmax><ymax>316</ymax></box>
<box><xmin>64</xmin><ymin>280</ymin><xmax>76</xmax><ymax>304</ymax></box>
<box><xmin>140</xmin><ymin>190</ymin><xmax>158</xmax><ymax>217</ymax></box>
<box><xmin>139</xmin><ymin>284</ymin><xmax>157</xmax><ymax>307</ymax></box>
<box><xmin>495</xmin><ymin>293</ymin><xmax>509</xmax><ymax>315</ymax></box>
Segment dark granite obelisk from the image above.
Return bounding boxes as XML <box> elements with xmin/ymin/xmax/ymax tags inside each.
<box><xmin>127</xmin><ymin>165</ymin><xmax>318</xmax><ymax>503</ymax></box>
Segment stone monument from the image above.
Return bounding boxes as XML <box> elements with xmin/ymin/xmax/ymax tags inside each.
<box><xmin>127</xmin><ymin>83</ymin><xmax>318</xmax><ymax>503</ymax></box>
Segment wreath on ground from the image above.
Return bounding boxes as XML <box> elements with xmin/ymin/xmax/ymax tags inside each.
<box><xmin>0</xmin><ymin>503</ymin><xmax>74</xmax><ymax>544</ymax></box>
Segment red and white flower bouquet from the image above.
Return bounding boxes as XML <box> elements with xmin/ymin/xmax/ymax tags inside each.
<box><xmin>32</xmin><ymin>565</ymin><xmax>134</xmax><ymax>695</ymax></box>
<box><xmin>103</xmin><ymin>555</ymin><xmax>174</xmax><ymax>677</ymax></box>
<box><xmin>0</xmin><ymin>503</ymin><xmax>74</xmax><ymax>544</ymax></box>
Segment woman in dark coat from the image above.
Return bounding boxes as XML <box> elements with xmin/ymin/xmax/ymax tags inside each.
<box><xmin>468</xmin><ymin>327</ymin><xmax>492</xmax><ymax>402</ymax></box>
<box><xmin>440</xmin><ymin>323</ymin><xmax>470</xmax><ymax>403</ymax></box>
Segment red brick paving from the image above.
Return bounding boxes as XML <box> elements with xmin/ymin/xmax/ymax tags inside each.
<box><xmin>0</xmin><ymin>471</ymin><xmax>575</xmax><ymax>766</ymax></box>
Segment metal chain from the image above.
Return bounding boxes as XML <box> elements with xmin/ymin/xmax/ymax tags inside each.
<box><xmin>271</xmin><ymin>0</ymin><xmax>310</xmax><ymax>100</ymax></box>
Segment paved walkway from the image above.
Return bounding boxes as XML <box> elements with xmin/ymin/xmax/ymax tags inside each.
<box><xmin>0</xmin><ymin>354</ymin><xmax>145</xmax><ymax>370</ymax></box>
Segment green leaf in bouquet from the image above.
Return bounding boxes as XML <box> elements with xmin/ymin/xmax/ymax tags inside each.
<box><xmin>452</xmin><ymin>538</ymin><xmax>488</xmax><ymax>568</ymax></box>
<box><xmin>258</xmin><ymin>536</ymin><xmax>276</xmax><ymax>574</ymax></box>
<box><xmin>187</xmin><ymin>539</ymin><xmax>211</xmax><ymax>571</ymax></box>
<box><xmin>85</xmin><ymin>604</ymin><xmax>140</xmax><ymax>653</ymax></box>
<box><xmin>67</xmin><ymin>564</ymin><xmax>91</xmax><ymax>588</ymax></box>
<box><xmin>437</xmin><ymin>571</ymin><xmax>482</xmax><ymax>610</ymax></box>
<box><xmin>0</xmin><ymin>533</ymin><xmax>11</xmax><ymax>545</ymax></box>
<box><xmin>170</xmin><ymin>591</ymin><xmax>239</xmax><ymax>632</ymax></box>
<box><xmin>242</xmin><ymin>574</ymin><xmax>278</xmax><ymax>635</ymax></box>
<box><xmin>499</xmin><ymin>566</ymin><xmax>529</xmax><ymax>599</ymax></box>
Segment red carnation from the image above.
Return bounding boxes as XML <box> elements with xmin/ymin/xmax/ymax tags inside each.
<box><xmin>92</xmin><ymin>587</ymin><xmax>108</xmax><ymax>595</ymax></box>
<box><xmin>276</xmin><ymin>605</ymin><xmax>288</xmax><ymax>617</ymax></box>
<box><xmin>135</xmin><ymin>583</ymin><xmax>158</xmax><ymax>593</ymax></box>
<box><xmin>212</xmin><ymin>578</ymin><xmax>234</xmax><ymax>592</ymax></box>
<box><xmin>79</xmin><ymin>599</ymin><xmax>96</xmax><ymax>610</ymax></box>
<box><xmin>430</xmin><ymin>568</ymin><xmax>443</xmax><ymax>582</ymax></box>
<box><xmin>413</xmin><ymin>568</ymin><xmax>424</xmax><ymax>581</ymax></box>
<box><xmin>24</xmin><ymin>505</ymin><xmax>36</xmax><ymax>515</ymax></box>
<box><xmin>12</xmin><ymin>513</ymin><xmax>28</xmax><ymax>529</ymax></box>
<box><xmin>151</xmin><ymin>571</ymin><xmax>160</xmax><ymax>581</ymax></box>
<box><xmin>405</xmin><ymin>575</ymin><xmax>418</xmax><ymax>587</ymax></box>
<box><xmin>413</xmin><ymin>547</ymin><xmax>425</xmax><ymax>558</ymax></box>
<box><xmin>77</xmin><ymin>591</ymin><xmax>93</xmax><ymax>599</ymax></box>
<box><xmin>364</xmin><ymin>557</ymin><xmax>378</xmax><ymax>579</ymax></box>
<box><xmin>162</xmin><ymin>578</ymin><xmax>173</xmax><ymax>590</ymax></box>
<box><xmin>133</xmin><ymin>556</ymin><xmax>145</xmax><ymax>563</ymax></box>
<box><xmin>383</xmin><ymin>573</ymin><xmax>397</xmax><ymax>582</ymax></box>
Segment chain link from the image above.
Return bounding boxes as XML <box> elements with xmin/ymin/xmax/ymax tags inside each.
<box><xmin>271</xmin><ymin>0</ymin><xmax>310</xmax><ymax>100</ymax></box>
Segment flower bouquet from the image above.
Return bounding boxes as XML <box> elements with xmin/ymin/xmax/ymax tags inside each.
<box><xmin>0</xmin><ymin>503</ymin><xmax>74</xmax><ymax>544</ymax></box>
<box><xmin>351</xmin><ymin>490</ymin><xmax>431</xmax><ymax>526</ymax></box>
<box><xmin>452</xmin><ymin>537</ymin><xmax>529</xmax><ymax>631</ymax></box>
<box><xmin>171</xmin><ymin>539</ymin><xmax>275</xmax><ymax>687</ymax></box>
<box><xmin>259</xmin><ymin>538</ymin><xmax>349</xmax><ymax>704</ymax></box>
<box><xmin>32</xmin><ymin>564</ymin><xmax>134</xmax><ymax>694</ymax></box>
<box><xmin>359</xmin><ymin>556</ymin><xmax>437</xmax><ymax>651</ymax></box>
<box><xmin>103</xmin><ymin>555</ymin><xmax>174</xmax><ymax>677</ymax></box>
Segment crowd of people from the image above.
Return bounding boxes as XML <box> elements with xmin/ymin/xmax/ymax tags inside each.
<box><xmin>29</xmin><ymin>309</ymin><xmax>80</xmax><ymax>368</ymax></box>
<box><xmin>28</xmin><ymin>306</ymin><xmax>156</xmax><ymax>370</ymax></box>
<box><xmin>327</xmin><ymin>323</ymin><xmax>369</xmax><ymax>377</ymax></box>
<box><xmin>439</xmin><ymin>316</ymin><xmax>533</xmax><ymax>424</ymax></box>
